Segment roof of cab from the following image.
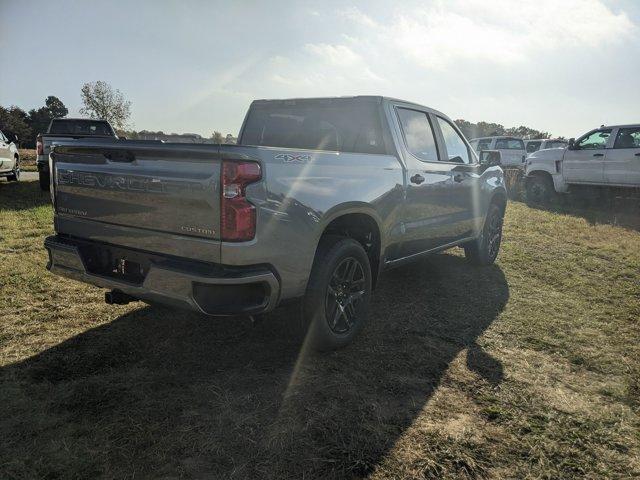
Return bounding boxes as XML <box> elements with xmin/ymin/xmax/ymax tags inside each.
<box><xmin>250</xmin><ymin>95</ymin><xmax>450</xmax><ymax>119</ymax></box>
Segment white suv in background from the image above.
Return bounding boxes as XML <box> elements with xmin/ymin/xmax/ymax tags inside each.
<box><xmin>469</xmin><ymin>136</ymin><xmax>526</xmax><ymax>167</ymax></box>
<box><xmin>524</xmin><ymin>138</ymin><xmax>568</xmax><ymax>156</ymax></box>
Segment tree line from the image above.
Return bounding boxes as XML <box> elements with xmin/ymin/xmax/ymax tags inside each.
<box><xmin>454</xmin><ymin>119</ymin><xmax>557</xmax><ymax>140</ymax></box>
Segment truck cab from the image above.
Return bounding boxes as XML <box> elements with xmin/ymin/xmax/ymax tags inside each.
<box><xmin>524</xmin><ymin>124</ymin><xmax>640</xmax><ymax>202</ymax></box>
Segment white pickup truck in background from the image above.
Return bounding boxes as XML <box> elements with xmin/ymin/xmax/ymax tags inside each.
<box><xmin>524</xmin><ymin>138</ymin><xmax>568</xmax><ymax>156</ymax></box>
<box><xmin>525</xmin><ymin>124</ymin><xmax>640</xmax><ymax>203</ymax></box>
<box><xmin>469</xmin><ymin>136</ymin><xmax>526</xmax><ymax>167</ymax></box>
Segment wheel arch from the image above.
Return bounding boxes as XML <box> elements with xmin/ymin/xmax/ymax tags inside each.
<box><xmin>314</xmin><ymin>205</ymin><xmax>384</xmax><ymax>289</ymax></box>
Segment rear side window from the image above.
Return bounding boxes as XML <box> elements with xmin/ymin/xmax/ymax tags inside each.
<box><xmin>240</xmin><ymin>101</ymin><xmax>387</xmax><ymax>154</ymax></box>
<box><xmin>613</xmin><ymin>127</ymin><xmax>640</xmax><ymax>149</ymax></box>
<box><xmin>495</xmin><ymin>138</ymin><xmax>525</xmax><ymax>150</ymax></box>
<box><xmin>436</xmin><ymin>117</ymin><xmax>470</xmax><ymax>164</ymax></box>
<box><xmin>49</xmin><ymin>120</ymin><xmax>114</xmax><ymax>136</ymax></box>
<box><xmin>396</xmin><ymin>108</ymin><xmax>439</xmax><ymax>162</ymax></box>
<box><xmin>526</xmin><ymin>141</ymin><xmax>541</xmax><ymax>153</ymax></box>
<box><xmin>545</xmin><ymin>141</ymin><xmax>567</xmax><ymax>149</ymax></box>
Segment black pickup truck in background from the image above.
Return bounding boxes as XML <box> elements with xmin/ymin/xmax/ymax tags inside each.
<box><xmin>36</xmin><ymin>118</ymin><xmax>118</xmax><ymax>190</ymax></box>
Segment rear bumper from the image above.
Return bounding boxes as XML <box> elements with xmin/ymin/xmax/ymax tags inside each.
<box><xmin>44</xmin><ymin>235</ymin><xmax>280</xmax><ymax>316</ymax></box>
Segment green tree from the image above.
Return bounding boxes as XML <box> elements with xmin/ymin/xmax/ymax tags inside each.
<box><xmin>211</xmin><ymin>131</ymin><xmax>224</xmax><ymax>143</ymax></box>
<box><xmin>0</xmin><ymin>106</ymin><xmax>32</xmax><ymax>146</ymax></box>
<box><xmin>80</xmin><ymin>81</ymin><xmax>132</xmax><ymax>130</ymax></box>
<box><xmin>25</xmin><ymin>95</ymin><xmax>69</xmax><ymax>142</ymax></box>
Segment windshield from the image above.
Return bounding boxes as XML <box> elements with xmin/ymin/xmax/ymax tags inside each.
<box><xmin>49</xmin><ymin>120</ymin><xmax>114</xmax><ymax>136</ymax></box>
<box><xmin>240</xmin><ymin>100</ymin><xmax>387</xmax><ymax>154</ymax></box>
<box><xmin>495</xmin><ymin>138</ymin><xmax>525</xmax><ymax>150</ymax></box>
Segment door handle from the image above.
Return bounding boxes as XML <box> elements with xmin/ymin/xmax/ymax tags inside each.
<box><xmin>452</xmin><ymin>173</ymin><xmax>464</xmax><ymax>183</ymax></box>
<box><xmin>410</xmin><ymin>174</ymin><xmax>425</xmax><ymax>184</ymax></box>
<box><xmin>592</xmin><ymin>153</ymin><xmax>604</xmax><ymax>157</ymax></box>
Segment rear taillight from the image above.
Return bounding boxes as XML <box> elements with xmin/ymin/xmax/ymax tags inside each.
<box><xmin>36</xmin><ymin>136</ymin><xmax>43</xmax><ymax>155</ymax></box>
<box><xmin>221</xmin><ymin>161</ymin><xmax>261</xmax><ymax>241</ymax></box>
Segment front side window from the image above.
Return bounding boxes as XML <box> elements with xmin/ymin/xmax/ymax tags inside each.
<box><xmin>495</xmin><ymin>138</ymin><xmax>525</xmax><ymax>150</ymax></box>
<box><xmin>526</xmin><ymin>141</ymin><xmax>542</xmax><ymax>153</ymax></box>
<box><xmin>437</xmin><ymin>117</ymin><xmax>470</xmax><ymax>164</ymax></box>
<box><xmin>396</xmin><ymin>108</ymin><xmax>439</xmax><ymax>162</ymax></box>
<box><xmin>577</xmin><ymin>129</ymin><xmax>611</xmax><ymax>149</ymax></box>
<box><xmin>613</xmin><ymin>127</ymin><xmax>640</xmax><ymax>149</ymax></box>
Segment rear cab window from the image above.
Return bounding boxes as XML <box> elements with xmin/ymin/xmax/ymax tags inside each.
<box><xmin>49</xmin><ymin>119</ymin><xmax>115</xmax><ymax>136</ymax></box>
<box><xmin>476</xmin><ymin>139</ymin><xmax>492</xmax><ymax>151</ymax></box>
<box><xmin>240</xmin><ymin>99</ymin><xmax>388</xmax><ymax>154</ymax></box>
<box><xmin>495</xmin><ymin>138</ymin><xmax>525</xmax><ymax>150</ymax></box>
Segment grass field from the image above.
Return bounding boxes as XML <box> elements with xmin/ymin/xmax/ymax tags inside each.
<box><xmin>1</xmin><ymin>179</ymin><xmax>639</xmax><ymax>479</ymax></box>
<box><xmin>17</xmin><ymin>149</ymin><xmax>37</xmax><ymax>172</ymax></box>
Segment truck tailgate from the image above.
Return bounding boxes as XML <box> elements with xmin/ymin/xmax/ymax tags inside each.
<box><xmin>51</xmin><ymin>142</ymin><xmax>222</xmax><ymax>261</ymax></box>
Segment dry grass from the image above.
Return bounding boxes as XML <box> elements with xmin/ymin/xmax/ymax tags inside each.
<box><xmin>17</xmin><ymin>149</ymin><xmax>37</xmax><ymax>172</ymax></box>
<box><xmin>0</xmin><ymin>179</ymin><xmax>639</xmax><ymax>479</ymax></box>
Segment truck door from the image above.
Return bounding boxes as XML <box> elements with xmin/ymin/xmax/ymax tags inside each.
<box><xmin>604</xmin><ymin>126</ymin><xmax>640</xmax><ymax>186</ymax></box>
<box><xmin>433</xmin><ymin>116</ymin><xmax>479</xmax><ymax>240</ymax></box>
<box><xmin>563</xmin><ymin>128</ymin><xmax>611</xmax><ymax>183</ymax></box>
<box><xmin>393</xmin><ymin>106</ymin><xmax>461</xmax><ymax>257</ymax></box>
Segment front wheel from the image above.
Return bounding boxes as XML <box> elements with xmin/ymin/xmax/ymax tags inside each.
<box><xmin>7</xmin><ymin>158</ymin><xmax>20</xmax><ymax>182</ymax></box>
<box><xmin>303</xmin><ymin>237</ymin><xmax>372</xmax><ymax>351</ymax></box>
<box><xmin>526</xmin><ymin>174</ymin><xmax>555</xmax><ymax>205</ymax></box>
<box><xmin>464</xmin><ymin>203</ymin><xmax>504</xmax><ymax>266</ymax></box>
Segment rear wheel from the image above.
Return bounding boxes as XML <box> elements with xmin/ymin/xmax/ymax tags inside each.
<box><xmin>39</xmin><ymin>171</ymin><xmax>50</xmax><ymax>191</ymax></box>
<box><xmin>303</xmin><ymin>236</ymin><xmax>372</xmax><ymax>351</ymax></box>
<box><xmin>526</xmin><ymin>174</ymin><xmax>555</xmax><ymax>205</ymax></box>
<box><xmin>464</xmin><ymin>202</ymin><xmax>504</xmax><ymax>266</ymax></box>
<box><xmin>7</xmin><ymin>157</ymin><xmax>20</xmax><ymax>182</ymax></box>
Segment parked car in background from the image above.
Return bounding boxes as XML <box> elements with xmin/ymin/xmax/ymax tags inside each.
<box><xmin>525</xmin><ymin>124</ymin><xmax>640</xmax><ymax>203</ymax></box>
<box><xmin>44</xmin><ymin>96</ymin><xmax>507</xmax><ymax>350</ymax></box>
<box><xmin>0</xmin><ymin>128</ymin><xmax>20</xmax><ymax>182</ymax></box>
<box><xmin>469</xmin><ymin>136</ymin><xmax>526</xmax><ymax>167</ymax></box>
<box><xmin>524</xmin><ymin>138</ymin><xmax>568</xmax><ymax>156</ymax></box>
<box><xmin>37</xmin><ymin>118</ymin><xmax>118</xmax><ymax>190</ymax></box>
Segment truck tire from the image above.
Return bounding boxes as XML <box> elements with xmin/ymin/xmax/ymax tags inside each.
<box><xmin>303</xmin><ymin>236</ymin><xmax>372</xmax><ymax>351</ymax></box>
<box><xmin>7</xmin><ymin>157</ymin><xmax>20</xmax><ymax>182</ymax></box>
<box><xmin>526</xmin><ymin>174</ymin><xmax>555</xmax><ymax>205</ymax></box>
<box><xmin>464</xmin><ymin>202</ymin><xmax>503</xmax><ymax>266</ymax></box>
<box><xmin>39</xmin><ymin>171</ymin><xmax>50</xmax><ymax>191</ymax></box>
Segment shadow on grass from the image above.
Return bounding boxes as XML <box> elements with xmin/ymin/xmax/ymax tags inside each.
<box><xmin>1</xmin><ymin>254</ymin><xmax>508</xmax><ymax>479</ymax></box>
<box><xmin>0</xmin><ymin>178</ymin><xmax>50</xmax><ymax>211</ymax></box>
<box><xmin>526</xmin><ymin>188</ymin><xmax>640</xmax><ymax>232</ymax></box>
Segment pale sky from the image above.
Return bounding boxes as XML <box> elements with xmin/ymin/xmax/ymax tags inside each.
<box><xmin>1</xmin><ymin>0</ymin><xmax>639</xmax><ymax>138</ymax></box>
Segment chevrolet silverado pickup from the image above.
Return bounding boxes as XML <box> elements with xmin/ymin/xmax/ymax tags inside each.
<box><xmin>45</xmin><ymin>96</ymin><xmax>507</xmax><ymax>350</ymax></box>
<box><xmin>525</xmin><ymin>124</ymin><xmax>640</xmax><ymax>203</ymax></box>
<box><xmin>37</xmin><ymin>118</ymin><xmax>118</xmax><ymax>190</ymax></box>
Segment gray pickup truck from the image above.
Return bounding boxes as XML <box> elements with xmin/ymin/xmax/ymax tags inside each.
<box><xmin>45</xmin><ymin>96</ymin><xmax>507</xmax><ymax>350</ymax></box>
<box><xmin>37</xmin><ymin>118</ymin><xmax>118</xmax><ymax>190</ymax></box>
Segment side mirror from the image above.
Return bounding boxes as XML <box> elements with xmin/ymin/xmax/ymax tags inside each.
<box><xmin>479</xmin><ymin>149</ymin><xmax>501</xmax><ymax>166</ymax></box>
<box><xmin>4</xmin><ymin>131</ymin><xmax>18</xmax><ymax>143</ymax></box>
<box><xmin>568</xmin><ymin>138</ymin><xmax>575</xmax><ymax>149</ymax></box>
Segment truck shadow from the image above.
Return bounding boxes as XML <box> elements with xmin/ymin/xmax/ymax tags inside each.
<box><xmin>0</xmin><ymin>178</ymin><xmax>51</xmax><ymax>211</ymax></box>
<box><xmin>525</xmin><ymin>191</ymin><xmax>640</xmax><ymax>232</ymax></box>
<box><xmin>1</xmin><ymin>254</ymin><xmax>508</xmax><ymax>479</ymax></box>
